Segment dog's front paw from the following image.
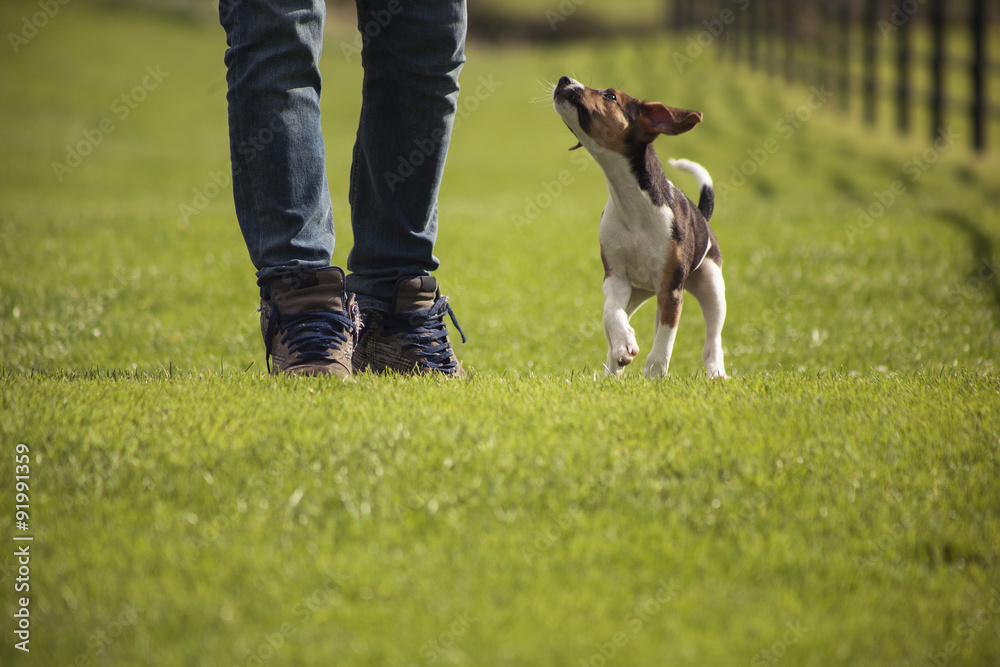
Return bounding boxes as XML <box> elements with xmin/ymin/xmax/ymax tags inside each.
<box><xmin>615</xmin><ymin>336</ymin><xmax>639</xmax><ymax>366</ymax></box>
<box><xmin>643</xmin><ymin>357</ymin><xmax>667</xmax><ymax>378</ymax></box>
<box><xmin>605</xmin><ymin>341</ymin><xmax>639</xmax><ymax>376</ymax></box>
<box><xmin>616</xmin><ymin>344</ymin><xmax>638</xmax><ymax>367</ymax></box>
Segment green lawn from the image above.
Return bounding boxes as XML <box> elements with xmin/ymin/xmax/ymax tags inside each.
<box><xmin>2</xmin><ymin>3</ymin><xmax>1000</xmax><ymax>666</ymax></box>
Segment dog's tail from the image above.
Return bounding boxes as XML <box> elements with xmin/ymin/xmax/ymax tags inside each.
<box><xmin>668</xmin><ymin>158</ymin><xmax>714</xmax><ymax>221</ymax></box>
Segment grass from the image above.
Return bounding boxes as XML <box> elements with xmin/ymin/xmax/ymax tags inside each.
<box><xmin>2</xmin><ymin>2</ymin><xmax>1000</xmax><ymax>666</ymax></box>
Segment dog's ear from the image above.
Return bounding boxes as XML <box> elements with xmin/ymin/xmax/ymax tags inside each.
<box><xmin>640</xmin><ymin>102</ymin><xmax>703</xmax><ymax>137</ymax></box>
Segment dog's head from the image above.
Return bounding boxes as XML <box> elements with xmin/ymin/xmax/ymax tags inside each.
<box><xmin>552</xmin><ymin>76</ymin><xmax>702</xmax><ymax>155</ymax></box>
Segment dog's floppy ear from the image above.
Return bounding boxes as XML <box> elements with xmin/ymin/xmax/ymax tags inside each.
<box><xmin>640</xmin><ymin>102</ymin><xmax>703</xmax><ymax>137</ymax></box>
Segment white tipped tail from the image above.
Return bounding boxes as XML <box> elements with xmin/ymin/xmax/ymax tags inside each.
<box><xmin>668</xmin><ymin>158</ymin><xmax>714</xmax><ymax>221</ymax></box>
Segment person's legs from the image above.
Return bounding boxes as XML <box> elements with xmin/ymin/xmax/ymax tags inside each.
<box><xmin>346</xmin><ymin>0</ymin><xmax>468</xmax><ymax>311</ymax></box>
<box><xmin>221</xmin><ymin>0</ymin><xmax>334</xmax><ymax>289</ymax></box>
<box><xmin>222</xmin><ymin>0</ymin><xmax>359</xmax><ymax>378</ymax></box>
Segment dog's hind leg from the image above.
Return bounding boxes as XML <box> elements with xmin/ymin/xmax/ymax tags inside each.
<box><xmin>686</xmin><ymin>259</ymin><xmax>728</xmax><ymax>379</ymax></box>
<box><xmin>645</xmin><ymin>244</ymin><xmax>684</xmax><ymax>378</ymax></box>
<box><xmin>644</xmin><ymin>290</ymin><xmax>682</xmax><ymax>378</ymax></box>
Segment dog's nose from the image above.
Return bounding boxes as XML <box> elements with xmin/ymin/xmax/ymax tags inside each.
<box><xmin>558</xmin><ymin>76</ymin><xmax>572</xmax><ymax>88</ymax></box>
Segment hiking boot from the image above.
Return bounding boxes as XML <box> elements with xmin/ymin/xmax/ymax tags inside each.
<box><xmin>259</xmin><ymin>266</ymin><xmax>360</xmax><ymax>378</ymax></box>
<box><xmin>353</xmin><ymin>276</ymin><xmax>467</xmax><ymax>377</ymax></box>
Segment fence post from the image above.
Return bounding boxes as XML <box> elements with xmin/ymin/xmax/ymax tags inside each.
<box><xmin>731</xmin><ymin>0</ymin><xmax>742</xmax><ymax>64</ymax></box>
<box><xmin>783</xmin><ymin>0</ymin><xmax>796</xmax><ymax>83</ymax></box>
<box><xmin>895</xmin><ymin>1</ymin><xmax>912</xmax><ymax>133</ymax></box>
<box><xmin>838</xmin><ymin>1</ymin><xmax>850</xmax><ymax>111</ymax></box>
<box><xmin>929</xmin><ymin>0</ymin><xmax>945</xmax><ymax>138</ymax></box>
<box><xmin>971</xmin><ymin>0</ymin><xmax>986</xmax><ymax>152</ymax></box>
<box><xmin>671</xmin><ymin>0</ymin><xmax>693</xmax><ymax>29</ymax></box>
<box><xmin>716</xmin><ymin>0</ymin><xmax>727</xmax><ymax>59</ymax></box>
<box><xmin>817</xmin><ymin>0</ymin><xmax>832</xmax><ymax>91</ymax></box>
<box><xmin>862</xmin><ymin>0</ymin><xmax>878</xmax><ymax>125</ymax></box>
<box><xmin>764</xmin><ymin>0</ymin><xmax>776</xmax><ymax>75</ymax></box>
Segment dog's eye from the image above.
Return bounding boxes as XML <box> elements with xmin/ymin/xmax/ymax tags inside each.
<box><xmin>603</xmin><ymin>91</ymin><xmax>617</xmax><ymax>102</ymax></box>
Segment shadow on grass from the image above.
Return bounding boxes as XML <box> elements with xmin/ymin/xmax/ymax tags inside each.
<box><xmin>934</xmin><ymin>208</ymin><xmax>1000</xmax><ymax>327</ymax></box>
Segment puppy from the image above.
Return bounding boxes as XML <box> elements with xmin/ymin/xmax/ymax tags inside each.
<box><xmin>553</xmin><ymin>76</ymin><xmax>727</xmax><ymax>379</ymax></box>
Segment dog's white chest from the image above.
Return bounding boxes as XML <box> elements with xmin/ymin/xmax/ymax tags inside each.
<box><xmin>599</xmin><ymin>201</ymin><xmax>673</xmax><ymax>292</ymax></box>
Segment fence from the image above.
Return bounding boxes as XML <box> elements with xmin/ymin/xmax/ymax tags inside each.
<box><xmin>671</xmin><ymin>0</ymin><xmax>995</xmax><ymax>153</ymax></box>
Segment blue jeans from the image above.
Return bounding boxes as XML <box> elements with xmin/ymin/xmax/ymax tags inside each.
<box><xmin>220</xmin><ymin>0</ymin><xmax>467</xmax><ymax>308</ymax></box>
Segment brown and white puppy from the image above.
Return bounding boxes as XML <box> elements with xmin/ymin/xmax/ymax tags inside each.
<box><xmin>552</xmin><ymin>76</ymin><xmax>727</xmax><ymax>378</ymax></box>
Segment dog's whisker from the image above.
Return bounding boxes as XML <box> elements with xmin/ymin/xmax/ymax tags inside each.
<box><xmin>529</xmin><ymin>79</ymin><xmax>558</xmax><ymax>107</ymax></box>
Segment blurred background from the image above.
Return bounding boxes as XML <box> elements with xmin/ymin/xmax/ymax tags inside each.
<box><xmin>72</xmin><ymin>0</ymin><xmax>1000</xmax><ymax>153</ymax></box>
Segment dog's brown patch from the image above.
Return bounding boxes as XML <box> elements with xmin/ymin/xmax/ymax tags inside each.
<box><xmin>658</xmin><ymin>241</ymin><xmax>685</xmax><ymax>328</ymax></box>
<box><xmin>639</xmin><ymin>104</ymin><xmax>703</xmax><ymax>137</ymax></box>
<box><xmin>577</xmin><ymin>88</ymin><xmax>631</xmax><ymax>153</ymax></box>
